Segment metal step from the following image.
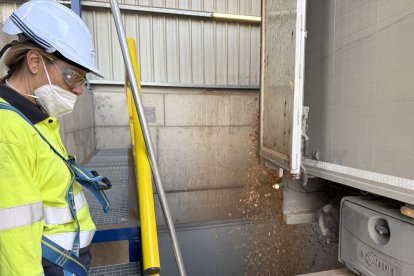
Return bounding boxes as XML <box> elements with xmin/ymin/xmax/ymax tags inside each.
<box><xmin>89</xmin><ymin>262</ymin><xmax>141</xmax><ymax>276</ymax></box>
<box><xmin>84</xmin><ymin>148</ymin><xmax>130</xmax><ymax>226</ymax></box>
<box><xmin>85</xmin><ymin>149</ymin><xmax>142</xmax><ymax>270</ymax></box>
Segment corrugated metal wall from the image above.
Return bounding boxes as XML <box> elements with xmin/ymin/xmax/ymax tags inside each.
<box><xmin>82</xmin><ymin>2</ymin><xmax>261</xmax><ymax>86</ymax></box>
<box><xmin>0</xmin><ymin>1</ymin><xmax>261</xmax><ymax>87</ymax></box>
<box><xmin>87</xmin><ymin>0</ymin><xmax>261</xmax><ymax>16</ymax></box>
<box><xmin>0</xmin><ymin>3</ymin><xmax>17</xmax><ymax>21</ymax></box>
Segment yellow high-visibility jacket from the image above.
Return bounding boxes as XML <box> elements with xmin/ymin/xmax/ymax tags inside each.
<box><xmin>0</xmin><ymin>85</ymin><xmax>96</xmax><ymax>276</ymax></box>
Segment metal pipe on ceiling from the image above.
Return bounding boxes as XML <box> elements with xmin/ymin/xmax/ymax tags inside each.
<box><xmin>87</xmin><ymin>80</ymin><xmax>260</xmax><ymax>90</ymax></box>
<box><xmin>60</xmin><ymin>0</ymin><xmax>261</xmax><ymax>24</ymax></box>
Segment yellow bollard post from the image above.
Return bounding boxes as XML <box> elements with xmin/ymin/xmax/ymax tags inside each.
<box><xmin>126</xmin><ymin>38</ymin><xmax>161</xmax><ymax>275</ymax></box>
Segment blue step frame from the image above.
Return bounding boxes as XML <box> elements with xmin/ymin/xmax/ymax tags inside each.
<box><xmin>92</xmin><ymin>226</ymin><xmax>142</xmax><ymax>263</ymax></box>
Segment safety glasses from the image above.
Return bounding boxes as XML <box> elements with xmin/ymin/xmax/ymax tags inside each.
<box><xmin>41</xmin><ymin>52</ymin><xmax>88</xmax><ymax>88</ymax></box>
<box><xmin>53</xmin><ymin>62</ymin><xmax>88</xmax><ymax>88</ymax></box>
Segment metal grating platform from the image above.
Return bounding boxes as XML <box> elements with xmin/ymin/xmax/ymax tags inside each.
<box><xmin>86</xmin><ymin>155</ymin><xmax>128</xmax><ymax>167</ymax></box>
<box><xmin>89</xmin><ymin>262</ymin><xmax>141</xmax><ymax>276</ymax></box>
<box><xmin>83</xmin><ymin>149</ymin><xmax>129</xmax><ymax>226</ymax></box>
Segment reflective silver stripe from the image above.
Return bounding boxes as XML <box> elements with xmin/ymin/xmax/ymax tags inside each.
<box><xmin>44</xmin><ymin>229</ymin><xmax>96</xmax><ymax>250</ymax></box>
<box><xmin>43</xmin><ymin>191</ymin><xmax>87</xmax><ymax>225</ymax></box>
<box><xmin>0</xmin><ymin>202</ymin><xmax>43</xmax><ymax>231</ymax></box>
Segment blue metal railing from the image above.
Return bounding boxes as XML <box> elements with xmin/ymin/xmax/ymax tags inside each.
<box><xmin>71</xmin><ymin>0</ymin><xmax>82</xmax><ymax>17</ymax></box>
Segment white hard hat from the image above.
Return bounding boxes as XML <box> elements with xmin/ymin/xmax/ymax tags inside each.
<box><xmin>3</xmin><ymin>0</ymin><xmax>103</xmax><ymax>78</ymax></box>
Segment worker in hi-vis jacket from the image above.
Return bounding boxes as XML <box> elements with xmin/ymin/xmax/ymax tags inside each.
<box><xmin>0</xmin><ymin>1</ymin><xmax>108</xmax><ymax>275</ymax></box>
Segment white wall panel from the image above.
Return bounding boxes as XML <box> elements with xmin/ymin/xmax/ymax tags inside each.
<box><xmin>192</xmin><ymin>0</ymin><xmax>203</xmax><ymax>11</ymax></box>
<box><xmin>250</xmin><ymin>26</ymin><xmax>261</xmax><ymax>85</ymax></box>
<box><xmin>203</xmin><ymin>0</ymin><xmax>214</xmax><ymax>12</ymax></box>
<box><xmin>178</xmin><ymin>0</ymin><xmax>189</xmax><ymax>10</ymax></box>
<box><xmin>153</xmin><ymin>17</ymin><xmax>167</xmax><ymax>82</ymax></box>
<box><xmin>203</xmin><ymin>21</ymin><xmax>215</xmax><ymax>84</ymax></box>
<box><xmin>113</xmin><ymin>15</ymin><xmax>126</xmax><ymax>78</ymax></box>
<box><xmin>152</xmin><ymin>0</ymin><xmax>165</xmax><ymax>7</ymax></box>
<box><xmin>94</xmin><ymin>11</ymin><xmax>113</xmax><ymax>79</ymax></box>
<box><xmin>227</xmin><ymin>0</ymin><xmax>239</xmax><ymax>14</ymax></box>
<box><xmin>215</xmin><ymin>23</ymin><xmax>227</xmax><ymax>84</ymax></box>
<box><xmin>239</xmin><ymin>25</ymin><xmax>251</xmax><ymax>85</ymax></box>
<box><xmin>0</xmin><ymin>4</ymin><xmax>17</xmax><ymax>23</ymax></box>
<box><xmin>191</xmin><ymin>21</ymin><xmax>204</xmax><ymax>84</ymax></box>
<box><xmin>165</xmin><ymin>0</ymin><xmax>177</xmax><ymax>9</ymax></box>
<box><xmin>138</xmin><ymin>0</ymin><xmax>151</xmax><ymax>6</ymax></box>
<box><xmin>240</xmin><ymin>0</ymin><xmax>252</xmax><ymax>15</ymax></box>
<box><xmin>215</xmin><ymin>0</ymin><xmax>227</xmax><ymax>13</ymax></box>
<box><xmin>178</xmin><ymin>19</ymin><xmax>192</xmax><ymax>83</ymax></box>
<box><xmin>165</xmin><ymin>17</ymin><xmax>179</xmax><ymax>82</ymax></box>
<box><xmin>124</xmin><ymin>14</ymin><xmax>138</xmax><ymax>45</ymax></box>
<box><xmin>138</xmin><ymin>15</ymin><xmax>153</xmax><ymax>81</ymax></box>
<box><xmin>252</xmin><ymin>0</ymin><xmax>261</xmax><ymax>16</ymax></box>
<box><xmin>227</xmin><ymin>23</ymin><xmax>239</xmax><ymax>84</ymax></box>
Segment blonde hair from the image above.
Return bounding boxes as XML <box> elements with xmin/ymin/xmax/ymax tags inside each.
<box><xmin>0</xmin><ymin>39</ymin><xmax>51</xmax><ymax>83</ymax></box>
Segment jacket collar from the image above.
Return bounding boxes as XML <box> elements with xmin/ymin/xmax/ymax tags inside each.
<box><xmin>0</xmin><ymin>84</ymin><xmax>48</xmax><ymax>124</ymax></box>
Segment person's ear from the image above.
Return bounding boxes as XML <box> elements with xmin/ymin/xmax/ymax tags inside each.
<box><xmin>26</xmin><ymin>50</ymin><xmax>42</xmax><ymax>74</ymax></box>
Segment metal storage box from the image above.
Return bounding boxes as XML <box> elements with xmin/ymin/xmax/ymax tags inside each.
<box><xmin>340</xmin><ymin>197</ymin><xmax>414</xmax><ymax>276</ymax></box>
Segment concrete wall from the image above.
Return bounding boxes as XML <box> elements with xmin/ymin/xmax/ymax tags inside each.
<box><xmin>82</xmin><ymin>1</ymin><xmax>261</xmax><ymax>87</ymax></box>
<box><xmin>92</xmin><ymin>85</ymin><xmax>260</xmax><ymax>224</ymax></box>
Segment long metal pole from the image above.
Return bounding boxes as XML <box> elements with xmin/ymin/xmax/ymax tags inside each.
<box><xmin>109</xmin><ymin>1</ymin><xmax>187</xmax><ymax>275</ymax></box>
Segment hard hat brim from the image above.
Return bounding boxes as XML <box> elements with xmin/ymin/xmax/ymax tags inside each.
<box><xmin>2</xmin><ymin>19</ymin><xmax>20</xmax><ymax>35</ymax></box>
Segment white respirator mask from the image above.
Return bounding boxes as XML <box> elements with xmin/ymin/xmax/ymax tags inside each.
<box><xmin>34</xmin><ymin>57</ymin><xmax>78</xmax><ymax>117</ymax></box>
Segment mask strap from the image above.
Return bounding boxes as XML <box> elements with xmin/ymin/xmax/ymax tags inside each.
<box><xmin>40</xmin><ymin>56</ymin><xmax>54</xmax><ymax>88</ymax></box>
<box><xmin>5</xmin><ymin>79</ymin><xmax>39</xmax><ymax>99</ymax></box>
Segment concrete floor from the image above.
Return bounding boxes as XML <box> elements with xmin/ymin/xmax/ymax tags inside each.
<box><xmin>157</xmin><ymin>217</ymin><xmax>343</xmax><ymax>276</ymax></box>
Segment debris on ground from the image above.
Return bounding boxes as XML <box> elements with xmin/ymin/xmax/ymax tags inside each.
<box><xmin>236</xmin><ymin>128</ymin><xmax>342</xmax><ymax>275</ymax></box>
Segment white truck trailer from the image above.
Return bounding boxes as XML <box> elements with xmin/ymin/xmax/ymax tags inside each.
<box><xmin>261</xmin><ymin>1</ymin><xmax>414</xmax><ymax>275</ymax></box>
